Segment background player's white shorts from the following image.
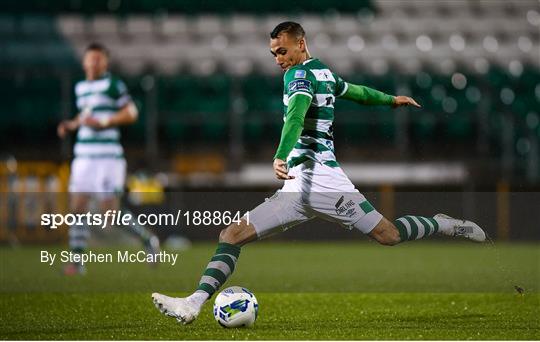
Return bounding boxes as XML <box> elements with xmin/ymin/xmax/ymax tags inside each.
<box><xmin>69</xmin><ymin>157</ymin><xmax>126</xmax><ymax>196</ymax></box>
<box><xmin>248</xmin><ymin>160</ymin><xmax>383</xmax><ymax>239</ymax></box>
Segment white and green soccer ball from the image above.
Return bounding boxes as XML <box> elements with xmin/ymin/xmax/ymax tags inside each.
<box><xmin>213</xmin><ymin>286</ymin><xmax>258</xmax><ymax>328</ymax></box>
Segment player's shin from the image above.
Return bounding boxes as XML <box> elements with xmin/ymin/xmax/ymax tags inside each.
<box><xmin>394</xmin><ymin>216</ymin><xmax>439</xmax><ymax>242</ymax></box>
<box><xmin>121</xmin><ymin>207</ymin><xmax>158</xmax><ymax>247</ymax></box>
<box><xmin>190</xmin><ymin>242</ymin><xmax>241</xmax><ymax>307</ymax></box>
<box><xmin>68</xmin><ymin>222</ymin><xmax>90</xmax><ymax>254</ymax></box>
<box><xmin>66</xmin><ymin>222</ymin><xmax>90</xmax><ymax>274</ymax></box>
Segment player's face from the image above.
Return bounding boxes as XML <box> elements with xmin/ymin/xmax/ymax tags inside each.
<box><xmin>270</xmin><ymin>33</ymin><xmax>306</xmax><ymax>71</ymax></box>
<box><xmin>83</xmin><ymin>50</ymin><xmax>108</xmax><ymax>80</ymax></box>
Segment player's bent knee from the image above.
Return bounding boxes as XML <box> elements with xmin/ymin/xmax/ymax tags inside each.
<box><xmin>218</xmin><ymin>219</ymin><xmax>258</xmax><ymax>246</ymax></box>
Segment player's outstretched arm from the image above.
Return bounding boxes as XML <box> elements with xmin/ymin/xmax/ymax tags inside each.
<box><xmin>273</xmin><ymin>94</ymin><xmax>311</xmax><ymax>180</ymax></box>
<box><xmin>341</xmin><ymin>83</ymin><xmax>420</xmax><ymax>108</ymax></box>
<box><xmin>80</xmin><ymin>102</ymin><xmax>139</xmax><ymax>130</ymax></box>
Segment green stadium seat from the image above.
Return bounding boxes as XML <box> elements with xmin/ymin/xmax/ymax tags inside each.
<box><xmin>158</xmin><ymin>75</ymin><xmax>231</xmax><ymax>142</ymax></box>
<box><xmin>163</xmin><ymin>118</ymin><xmax>190</xmax><ymax>142</ymax></box>
<box><xmin>520</xmin><ymin>66</ymin><xmax>540</xmax><ymax>89</ymax></box>
<box><xmin>0</xmin><ymin>16</ymin><xmax>16</xmax><ymax>37</ymax></box>
<box><xmin>487</xmin><ymin>66</ymin><xmax>512</xmax><ymax>91</ymax></box>
<box><xmin>20</xmin><ymin>16</ymin><xmax>56</xmax><ymax>39</ymax></box>
<box><xmin>242</xmin><ymin>75</ymin><xmax>282</xmax><ymax>112</ymax></box>
<box><xmin>335</xmin><ymin>113</ymin><xmax>371</xmax><ymax>144</ymax></box>
<box><xmin>241</xmin><ymin>74</ymin><xmax>283</xmax><ymax>141</ymax></box>
<box><xmin>412</xmin><ymin>112</ymin><xmax>437</xmax><ymax>141</ymax></box>
<box><xmin>445</xmin><ymin>111</ymin><xmax>474</xmax><ymax>140</ymax></box>
<box><xmin>121</xmin><ymin>77</ymin><xmax>147</xmax><ymax>143</ymax></box>
<box><xmin>243</xmin><ymin>115</ymin><xmax>264</xmax><ymax>142</ymax></box>
<box><xmin>376</xmin><ymin>109</ymin><xmax>397</xmax><ymax>141</ymax></box>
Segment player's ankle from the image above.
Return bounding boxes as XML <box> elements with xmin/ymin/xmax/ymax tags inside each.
<box><xmin>433</xmin><ymin>216</ymin><xmax>453</xmax><ymax>235</ymax></box>
<box><xmin>187</xmin><ymin>291</ymin><xmax>209</xmax><ymax>308</ymax></box>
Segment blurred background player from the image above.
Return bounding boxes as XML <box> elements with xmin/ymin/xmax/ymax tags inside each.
<box><xmin>57</xmin><ymin>43</ymin><xmax>159</xmax><ymax>275</ymax></box>
<box><xmin>151</xmin><ymin>21</ymin><xmax>487</xmax><ymax>324</ymax></box>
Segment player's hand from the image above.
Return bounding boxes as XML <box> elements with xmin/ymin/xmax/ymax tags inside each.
<box><xmin>57</xmin><ymin>120</ymin><xmax>78</xmax><ymax>138</ymax></box>
<box><xmin>273</xmin><ymin>158</ymin><xmax>294</xmax><ymax>180</ymax></box>
<box><xmin>392</xmin><ymin>96</ymin><xmax>421</xmax><ymax>108</ymax></box>
<box><xmin>80</xmin><ymin>116</ymin><xmax>109</xmax><ymax>129</ymax></box>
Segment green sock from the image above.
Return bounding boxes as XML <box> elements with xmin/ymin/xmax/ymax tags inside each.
<box><xmin>196</xmin><ymin>242</ymin><xmax>241</xmax><ymax>297</ymax></box>
<box><xmin>122</xmin><ymin>208</ymin><xmax>154</xmax><ymax>245</ymax></box>
<box><xmin>394</xmin><ymin>215</ymin><xmax>439</xmax><ymax>242</ymax></box>
<box><xmin>68</xmin><ymin>223</ymin><xmax>89</xmax><ymax>256</ymax></box>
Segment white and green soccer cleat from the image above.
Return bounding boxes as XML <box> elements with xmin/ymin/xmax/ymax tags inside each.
<box><xmin>434</xmin><ymin>213</ymin><xmax>487</xmax><ymax>242</ymax></box>
<box><xmin>151</xmin><ymin>293</ymin><xmax>200</xmax><ymax>325</ymax></box>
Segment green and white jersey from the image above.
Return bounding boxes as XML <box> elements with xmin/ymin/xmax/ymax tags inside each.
<box><xmin>73</xmin><ymin>73</ymin><xmax>131</xmax><ymax>159</ymax></box>
<box><xmin>282</xmin><ymin>58</ymin><xmax>348</xmax><ymax>168</ymax></box>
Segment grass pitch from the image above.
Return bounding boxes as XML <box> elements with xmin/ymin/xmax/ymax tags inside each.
<box><xmin>1</xmin><ymin>241</ymin><xmax>539</xmax><ymax>339</ymax></box>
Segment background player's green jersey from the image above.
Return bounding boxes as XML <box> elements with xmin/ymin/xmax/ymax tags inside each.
<box><xmin>74</xmin><ymin>73</ymin><xmax>131</xmax><ymax>159</ymax></box>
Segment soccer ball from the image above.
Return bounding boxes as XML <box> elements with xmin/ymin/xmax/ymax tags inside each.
<box><xmin>213</xmin><ymin>286</ymin><xmax>258</xmax><ymax>328</ymax></box>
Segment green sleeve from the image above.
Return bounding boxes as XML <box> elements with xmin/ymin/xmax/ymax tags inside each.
<box><xmin>340</xmin><ymin>82</ymin><xmax>395</xmax><ymax>106</ymax></box>
<box><xmin>273</xmin><ymin>94</ymin><xmax>312</xmax><ymax>160</ymax></box>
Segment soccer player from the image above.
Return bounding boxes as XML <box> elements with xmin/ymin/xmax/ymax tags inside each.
<box><xmin>57</xmin><ymin>43</ymin><xmax>159</xmax><ymax>274</ymax></box>
<box><xmin>152</xmin><ymin>22</ymin><xmax>486</xmax><ymax>323</ymax></box>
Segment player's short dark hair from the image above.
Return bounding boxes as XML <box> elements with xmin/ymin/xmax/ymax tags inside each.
<box><xmin>84</xmin><ymin>42</ymin><xmax>109</xmax><ymax>57</ymax></box>
<box><xmin>270</xmin><ymin>21</ymin><xmax>305</xmax><ymax>40</ymax></box>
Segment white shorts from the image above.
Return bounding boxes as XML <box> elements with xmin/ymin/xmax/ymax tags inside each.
<box><xmin>69</xmin><ymin>157</ymin><xmax>126</xmax><ymax>196</ymax></box>
<box><xmin>248</xmin><ymin>161</ymin><xmax>383</xmax><ymax>239</ymax></box>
